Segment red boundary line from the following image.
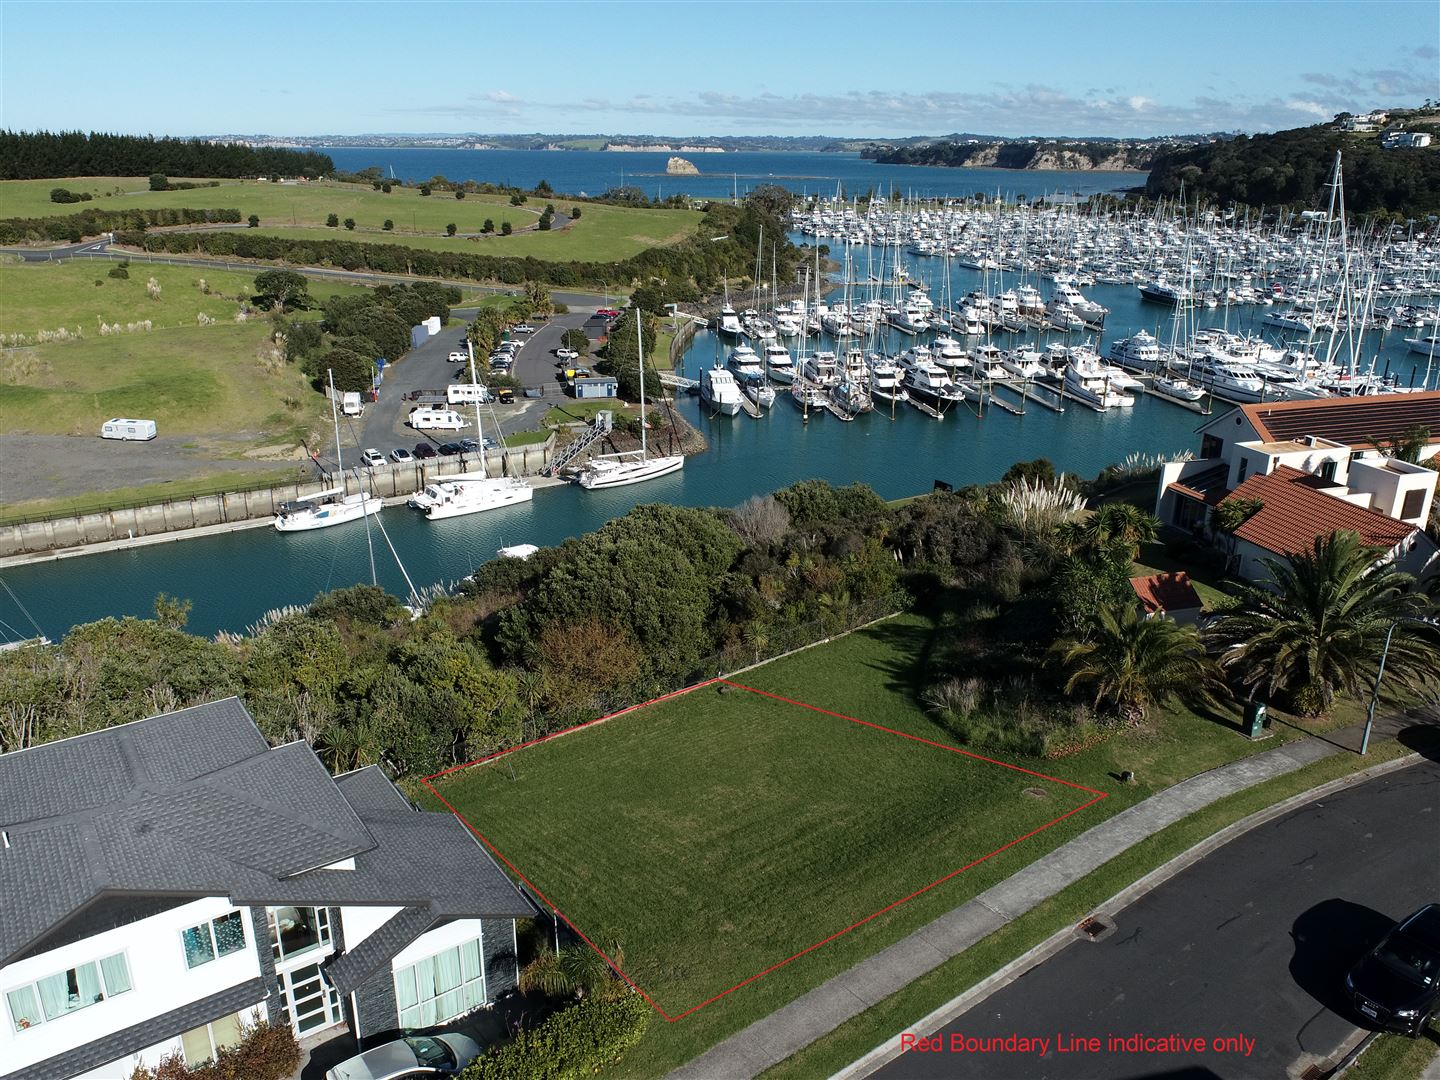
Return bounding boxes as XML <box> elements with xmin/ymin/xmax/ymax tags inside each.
<box><xmin>422</xmin><ymin>678</ymin><xmax>1107</xmax><ymax>1022</ymax></box>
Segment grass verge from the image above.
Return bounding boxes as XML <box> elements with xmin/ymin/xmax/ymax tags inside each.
<box><xmin>1344</xmin><ymin>1032</ymin><xmax>1440</xmax><ymax>1080</ymax></box>
<box><xmin>759</xmin><ymin>731</ymin><xmax>1438</xmax><ymax>1080</ymax></box>
<box><xmin>0</xmin><ymin>466</ymin><xmax>307</xmax><ymax>527</ymax></box>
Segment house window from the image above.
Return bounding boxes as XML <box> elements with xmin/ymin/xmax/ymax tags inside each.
<box><xmin>1200</xmin><ymin>434</ymin><xmax>1223</xmax><ymax>460</ymax></box>
<box><xmin>394</xmin><ymin>937</ymin><xmax>486</xmax><ymax>1029</ymax></box>
<box><xmin>1401</xmin><ymin>489</ymin><xmax>1425</xmax><ymax>520</ymax></box>
<box><xmin>1236</xmin><ymin>458</ymin><xmax>1249</xmax><ymax>484</ymax></box>
<box><xmin>5</xmin><ymin>953</ymin><xmax>131</xmax><ymax>1031</ymax></box>
<box><xmin>182</xmin><ymin>911</ymin><xmax>248</xmax><ymax>969</ymax></box>
<box><xmin>181</xmin><ymin>1011</ymin><xmax>247</xmax><ymax>1065</ymax></box>
<box><xmin>267</xmin><ymin>907</ymin><xmax>331</xmax><ymax>963</ymax></box>
<box><xmin>1317</xmin><ymin>459</ymin><xmax>1338</xmax><ymax>483</ymax></box>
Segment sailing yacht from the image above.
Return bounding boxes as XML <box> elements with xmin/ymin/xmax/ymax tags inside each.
<box><xmin>409</xmin><ymin>356</ymin><xmax>533</xmax><ymax>520</ymax></box>
<box><xmin>578</xmin><ymin>318</ymin><xmax>685</xmax><ymax>489</ymax></box>
<box><xmin>275</xmin><ymin>370</ymin><xmax>384</xmax><ymax>532</ymax></box>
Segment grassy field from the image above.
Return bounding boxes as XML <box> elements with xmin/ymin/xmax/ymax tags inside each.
<box><xmin>0</xmin><ymin>321</ymin><xmax>323</xmax><ymax>440</ymax></box>
<box><xmin>425</xmin><ymin>612</ymin><xmax>1328</xmax><ymax>1076</ymax></box>
<box><xmin>1</xmin><ymin>177</ymin><xmax>704</xmax><ymax>262</ymax></box>
<box><xmin>0</xmin><ymin>260</ymin><xmax>367</xmax><ymax>338</ymax></box>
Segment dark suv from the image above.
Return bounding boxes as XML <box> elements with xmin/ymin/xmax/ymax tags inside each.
<box><xmin>1346</xmin><ymin>904</ymin><xmax>1440</xmax><ymax>1036</ymax></box>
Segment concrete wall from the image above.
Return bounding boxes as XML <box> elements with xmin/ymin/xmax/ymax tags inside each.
<box><xmin>0</xmin><ymin>438</ymin><xmax>554</xmax><ymax>558</ymax></box>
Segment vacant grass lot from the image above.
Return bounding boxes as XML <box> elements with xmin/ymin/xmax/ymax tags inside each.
<box><xmin>426</xmin><ymin>613</ymin><xmax>1318</xmax><ymax>1076</ymax></box>
<box><xmin>2</xmin><ymin>177</ymin><xmax>704</xmax><ymax>262</ymax></box>
<box><xmin>0</xmin><ymin>321</ymin><xmax>322</xmax><ymax>440</ymax></box>
<box><xmin>0</xmin><ymin>261</ymin><xmax>367</xmax><ymax>338</ymax></box>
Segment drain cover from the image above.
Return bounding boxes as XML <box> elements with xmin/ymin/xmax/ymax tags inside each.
<box><xmin>1075</xmin><ymin>915</ymin><xmax>1116</xmax><ymax>942</ymax></box>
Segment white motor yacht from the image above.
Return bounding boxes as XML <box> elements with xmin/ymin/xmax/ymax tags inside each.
<box><xmin>410</xmin><ymin>474</ymin><xmax>533</xmax><ymax>519</ymax></box>
<box><xmin>718</xmin><ymin>303</ymin><xmax>743</xmax><ymax>336</ymax></box>
<box><xmin>764</xmin><ymin>342</ymin><xmax>796</xmax><ymax>382</ymax></box>
<box><xmin>1064</xmin><ymin>352</ymin><xmax>1135</xmax><ymax>409</ymax></box>
<box><xmin>700</xmin><ymin>365</ymin><xmax>745</xmax><ymax>416</ymax></box>
<box><xmin>1001</xmin><ymin>346</ymin><xmax>1048</xmax><ymax>380</ymax></box>
<box><xmin>727</xmin><ymin>344</ymin><xmax>765</xmax><ymax>379</ymax></box>
<box><xmin>866</xmin><ymin>354</ymin><xmax>908</xmax><ymax>403</ymax></box>
<box><xmin>1106</xmin><ymin>330</ymin><xmax>1163</xmax><ymax>372</ymax></box>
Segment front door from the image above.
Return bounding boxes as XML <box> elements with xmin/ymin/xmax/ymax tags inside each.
<box><xmin>275</xmin><ymin>962</ymin><xmax>342</xmax><ymax>1036</ymax></box>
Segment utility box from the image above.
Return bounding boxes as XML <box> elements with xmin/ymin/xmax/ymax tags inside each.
<box><xmin>1243</xmin><ymin>700</ymin><xmax>1269</xmax><ymax>739</ymax></box>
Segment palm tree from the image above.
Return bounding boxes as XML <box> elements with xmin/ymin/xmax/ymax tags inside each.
<box><xmin>1059</xmin><ymin>601</ymin><xmax>1218</xmax><ymax>725</ymax></box>
<box><xmin>1205</xmin><ymin>531</ymin><xmax>1437</xmax><ymax>717</ymax></box>
<box><xmin>1082</xmin><ymin>502</ymin><xmax>1160</xmax><ymax>562</ymax></box>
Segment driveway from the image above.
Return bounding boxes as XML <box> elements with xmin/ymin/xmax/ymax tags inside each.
<box><xmin>871</xmin><ymin>757</ymin><xmax>1440</xmax><ymax>1080</ymax></box>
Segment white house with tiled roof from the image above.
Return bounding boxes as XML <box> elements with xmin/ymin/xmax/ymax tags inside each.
<box><xmin>1155</xmin><ymin>394</ymin><xmax>1440</xmax><ymax>581</ymax></box>
<box><xmin>0</xmin><ymin>700</ymin><xmax>534</xmax><ymax>1080</ymax></box>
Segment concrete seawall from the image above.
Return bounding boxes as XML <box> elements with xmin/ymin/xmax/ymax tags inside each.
<box><xmin>0</xmin><ymin>437</ymin><xmax>555</xmax><ymax>563</ymax></box>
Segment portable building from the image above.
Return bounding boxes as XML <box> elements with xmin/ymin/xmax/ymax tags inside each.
<box><xmin>100</xmin><ymin>418</ymin><xmax>157</xmax><ymax>441</ymax></box>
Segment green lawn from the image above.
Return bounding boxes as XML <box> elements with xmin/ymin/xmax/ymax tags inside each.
<box><xmin>2</xmin><ymin>177</ymin><xmax>704</xmax><ymax>263</ymax></box>
<box><xmin>0</xmin><ymin>261</ymin><xmax>366</xmax><ymax>338</ymax></box>
<box><xmin>1345</xmin><ymin>1032</ymin><xmax>1440</xmax><ymax>1080</ymax></box>
<box><xmin>0</xmin><ymin>321</ymin><xmax>324</xmax><ymax>440</ymax></box>
<box><xmin>424</xmin><ymin>613</ymin><xmax>1325</xmax><ymax>1076</ymax></box>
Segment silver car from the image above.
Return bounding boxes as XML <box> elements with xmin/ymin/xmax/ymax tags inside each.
<box><xmin>325</xmin><ymin>1032</ymin><xmax>481</xmax><ymax>1080</ymax></box>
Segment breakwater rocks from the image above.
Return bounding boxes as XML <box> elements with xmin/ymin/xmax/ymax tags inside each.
<box><xmin>666</xmin><ymin>156</ymin><xmax>700</xmax><ymax>175</ymax></box>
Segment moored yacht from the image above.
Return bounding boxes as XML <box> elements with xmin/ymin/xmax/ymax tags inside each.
<box><xmin>718</xmin><ymin>303</ymin><xmax>743</xmax><ymax>336</ymax></box>
<box><xmin>410</xmin><ymin>473</ymin><xmax>533</xmax><ymax>519</ymax></box>
<box><xmin>763</xmin><ymin>341</ymin><xmax>796</xmax><ymax>382</ymax></box>
<box><xmin>700</xmin><ymin>365</ymin><xmax>744</xmax><ymax>416</ymax></box>
<box><xmin>727</xmin><ymin>343</ymin><xmax>764</xmax><ymax>379</ymax></box>
<box><xmin>1064</xmin><ymin>351</ymin><xmax>1135</xmax><ymax>409</ymax></box>
<box><xmin>1106</xmin><ymin>330</ymin><xmax>1163</xmax><ymax>372</ymax></box>
<box><xmin>866</xmin><ymin>353</ymin><xmax>908</xmax><ymax>403</ymax></box>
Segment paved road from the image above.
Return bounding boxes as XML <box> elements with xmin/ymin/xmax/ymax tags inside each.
<box><xmin>872</xmin><ymin>758</ymin><xmax>1440</xmax><ymax>1080</ymax></box>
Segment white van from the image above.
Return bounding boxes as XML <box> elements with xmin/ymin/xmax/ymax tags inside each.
<box><xmin>446</xmin><ymin>383</ymin><xmax>491</xmax><ymax>405</ymax></box>
<box><xmin>100</xmin><ymin>418</ymin><xmax>157</xmax><ymax>441</ymax></box>
<box><xmin>408</xmin><ymin>406</ymin><xmax>468</xmax><ymax>431</ymax></box>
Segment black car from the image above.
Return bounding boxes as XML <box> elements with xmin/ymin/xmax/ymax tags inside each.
<box><xmin>437</xmin><ymin>442</ymin><xmax>465</xmax><ymax>456</ymax></box>
<box><xmin>413</xmin><ymin>443</ymin><xmax>438</xmax><ymax>460</ymax></box>
<box><xmin>456</xmin><ymin>437</ymin><xmax>480</xmax><ymax>452</ymax></box>
<box><xmin>1346</xmin><ymin>903</ymin><xmax>1440</xmax><ymax>1036</ymax></box>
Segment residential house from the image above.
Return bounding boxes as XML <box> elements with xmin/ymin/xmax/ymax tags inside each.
<box><xmin>0</xmin><ymin>699</ymin><xmax>534</xmax><ymax>1080</ymax></box>
<box><xmin>1155</xmin><ymin>394</ymin><xmax>1440</xmax><ymax>581</ymax></box>
<box><xmin>1381</xmin><ymin>131</ymin><xmax>1433</xmax><ymax>148</ymax></box>
<box><xmin>1129</xmin><ymin>571</ymin><xmax>1204</xmax><ymax>624</ymax></box>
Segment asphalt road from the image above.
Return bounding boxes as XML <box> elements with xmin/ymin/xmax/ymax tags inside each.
<box><xmin>872</xmin><ymin>757</ymin><xmax>1440</xmax><ymax>1080</ymax></box>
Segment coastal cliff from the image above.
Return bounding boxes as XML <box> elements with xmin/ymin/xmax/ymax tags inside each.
<box><xmin>862</xmin><ymin>140</ymin><xmax>1157</xmax><ymax>171</ymax></box>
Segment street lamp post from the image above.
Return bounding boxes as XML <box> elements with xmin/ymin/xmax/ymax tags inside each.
<box><xmin>1362</xmin><ymin>617</ymin><xmax>1432</xmax><ymax>755</ymax></box>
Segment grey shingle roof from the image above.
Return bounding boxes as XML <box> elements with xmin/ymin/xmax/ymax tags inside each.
<box><xmin>0</xmin><ymin>698</ymin><xmax>533</xmax><ymax>971</ymax></box>
<box><xmin>0</xmin><ymin>977</ymin><xmax>267</xmax><ymax>1080</ymax></box>
<box><xmin>324</xmin><ymin>906</ymin><xmax>436</xmax><ymax>996</ymax></box>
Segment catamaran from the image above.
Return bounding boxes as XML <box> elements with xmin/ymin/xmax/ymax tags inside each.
<box><xmin>274</xmin><ymin>369</ymin><xmax>383</xmax><ymax>532</ymax></box>
<box><xmin>578</xmin><ymin>317</ymin><xmax>685</xmax><ymax>489</ymax></box>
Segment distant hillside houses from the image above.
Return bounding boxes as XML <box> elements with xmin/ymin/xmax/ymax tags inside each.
<box><xmin>1382</xmin><ymin>130</ymin><xmax>1433</xmax><ymax>149</ymax></box>
<box><xmin>1338</xmin><ymin>112</ymin><xmax>1389</xmax><ymax>132</ymax></box>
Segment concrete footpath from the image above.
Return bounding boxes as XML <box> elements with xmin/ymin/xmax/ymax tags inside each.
<box><xmin>669</xmin><ymin>709</ymin><xmax>1436</xmax><ymax>1080</ymax></box>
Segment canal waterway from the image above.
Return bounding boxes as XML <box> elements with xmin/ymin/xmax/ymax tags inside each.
<box><xmin>6</xmin><ymin>231</ymin><xmax>1434</xmax><ymax>641</ymax></box>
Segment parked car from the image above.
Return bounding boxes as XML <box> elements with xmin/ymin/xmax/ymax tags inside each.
<box><xmin>325</xmin><ymin>1032</ymin><xmax>480</xmax><ymax>1080</ymax></box>
<box><xmin>596</xmin><ymin>307</ymin><xmax>621</xmax><ymax>319</ymax></box>
<box><xmin>413</xmin><ymin>443</ymin><xmax>438</xmax><ymax>459</ymax></box>
<box><xmin>512</xmin><ymin>323</ymin><xmax>536</xmax><ymax>334</ymax></box>
<box><xmin>456</xmin><ymin>437</ymin><xmax>480</xmax><ymax>452</ymax></box>
<box><xmin>1346</xmin><ymin>903</ymin><xmax>1440</xmax><ymax>1036</ymax></box>
<box><xmin>360</xmin><ymin>448</ymin><xmax>385</xmax><ymax>468</ymax></box>
<box><xmin>555</xmin><ymin>347</ymin><xmax>580</xmax><ymax>361</ymax></box>
<box><xmin>447</xmin><ymin>350</ymin><xmax>468</xmax><ymax>363</ymax></box>
<box><xmin>437</xmin><ymin>442</ymin><xmax>465</xmax><ymax>456</ymax></box>
<box><xmin>483</xmin><ymin>436</ymin><xmax>499</xmax><ymax>451</ymax></box>
<box><xmin>389</xmin><ymin>447</ymin><xmax>414</xmax><ymax>464</ymax></box>
<box><xmin>496</xmin><ymin>387</ymin><xmax>515</xmax><ymax>404</ymax></box>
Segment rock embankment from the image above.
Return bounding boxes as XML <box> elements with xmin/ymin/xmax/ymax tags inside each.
<box><xmin>666</xmin><ymin>156</ymin><xmax>700</xmax><ymax>175</ymax></box>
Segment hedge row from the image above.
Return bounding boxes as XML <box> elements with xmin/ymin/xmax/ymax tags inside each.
<box><xmin>459</xmin><ymin>994</ymin><xmax>651</xmax><ymax>1080</ymax></box>
<box><xmin>0</xmin><ymin>207</ymin><xmax>242</xmax><ymax>244</ymax></box>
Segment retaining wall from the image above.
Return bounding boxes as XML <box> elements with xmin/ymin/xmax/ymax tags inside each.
<box><xmin>0</xmin><ymin>437</ymin><xmax>554</xmax><ymax>558</ymax></box>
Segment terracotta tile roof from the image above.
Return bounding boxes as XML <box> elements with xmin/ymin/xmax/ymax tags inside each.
<box><xmin>1167</xmin><ymin>463</ymin><xmax>1230</xmax><ymax>505</ymax></box>
<box><xmin>1224</xmin><ymin>465</ymin><xmax>1417</xmax><ymax>557</ymax></box>
<box><xmin>1130</xmin><ymin>571</ymin><xmax>1203</xmax><ymax>614</ymax></box>
<box><xmin>1242</xmin><ymin>391</ymin><xmax>1440</xmax><ymax>448</ymax></box>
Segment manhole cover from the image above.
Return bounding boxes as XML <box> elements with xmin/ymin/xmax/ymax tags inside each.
<box><xmin>1299</xmin><ymin>1065</ymin><xmax>1326</xmax><ymax>1080</ymax></box>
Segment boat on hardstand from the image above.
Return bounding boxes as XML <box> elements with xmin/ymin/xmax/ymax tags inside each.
<box><xmin>275</xmin><ymin>369</ymin><xmax>383</xmax><ymax>532</ymax></box>
<box><xmin>578</xmin><ymin>316</ymin><xmax>685</xmax><ymax>489</ymax></box>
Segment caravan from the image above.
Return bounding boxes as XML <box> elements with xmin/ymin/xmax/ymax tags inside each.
<box><xmin>100</xmin><ymin>418</ymin><xmax>157</xmax><ymax>441</ymax></box>
<box><xmin>407</xmin><ymin>406</ymin><xmax>468</xmax><ymax>431</ymax></box>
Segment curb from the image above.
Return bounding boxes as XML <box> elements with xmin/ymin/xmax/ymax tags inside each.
<box><xmin>833</xmin><ymin>752</ymin><xmax>1426</xmax><ymax>1080</ymax></box>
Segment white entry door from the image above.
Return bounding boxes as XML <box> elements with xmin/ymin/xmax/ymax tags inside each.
<box><xmin>275</xmin><ymin>962</ymin><xmax>342</xmax><ymax>1035</ymax></box>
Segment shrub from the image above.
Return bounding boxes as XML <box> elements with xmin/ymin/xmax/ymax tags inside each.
<box><xmin>326</xmin><ymin>213</ymin><xmax>339</xmax><ymax>227</ymax></box>
<box><xmin>343</xmin><ymin>217</ymin><xmax>356</xmax><ymax>230</ymax></box>
<box><xmin>149</xmin><ymin>173</ymin><xmax>168</xmax><ymax>191</ymax></box>
<box><xmin>383</xmin><ymin>219</ymin><xmax>394</xmax><ymax>231</ymax></box>
<box><xmin>460</xmin><ymin>994</ymin><xmax>650</xmax><ymax>1080</ymax></box>
<box><xmin>570</xmin><ymin>206</ymin><xmax>581</xmax><ymax>219</ymax></box>
<box><xmin>456</xmin><ymin>189</ymin><xmax>466</xmax><ymax>200</ymax></box>
<box><xmin>509</xmin><ymin>193</ymin><xmax>527</xmax><ymax>206</ymax></box>
<box><xmin>382</xmin><ymin>182</ymin><xmax>392</xmax><ymax>193</ymax></box>
<box><xmin>501</xmin><ymin>221</ymin><xmax>513</xmax><ymax>235</ymax></box>
<box><xmin>108</xmin><ymin>265</ymin><xmax>129</xmax><ymax>279</ymax></box>
<box><xmin>126</xmin><ymin>1017</ymin><xmax>299</xmax><ymax>1080</ymax></box>
<box><xmin>482</xmin><ymin>218</ymin><xmax>495</xmax><ymax>233</ymax></box>
<box><xmin>446</xmin><ymin>223</ymin><xmax>457</xmax><ymax>236</ymax></box>
<box><xmin>50</xmin><ymin>187</ymin><xmax>93</xmax><ymax>204</ymax></box>
<box><xmin>420</xmin><ymin>184</ymin><xmax>432</xmax><ymax>196</ymax></box>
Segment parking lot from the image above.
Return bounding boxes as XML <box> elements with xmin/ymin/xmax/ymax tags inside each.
<box><xmin>342</xmin><ymin>306</ymin><xmax>605</xmax><ymax>470</ymax></box>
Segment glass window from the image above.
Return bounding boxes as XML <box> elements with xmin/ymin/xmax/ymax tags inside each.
<box><xmin>1402</xmin><ymin>489</ymin><xmax>1424</xmax><ymax>520</ymax></box>
<box><xmin>269</xmin><ymin>907</ymin><xmax>330</xmax><ymax>962</ymax></box>
<box><xmin>184</xmin><ymin>911</ymin><xmax>247</xmax><ymax>969</ymax></box>
<box><xmin>180</xmin><ymin>1011</ymin><xmax>249</xmax><ymax>1066</ymax></box>
<box><xmin>395</xmin><ymin>937</ymin><xmax>486</xmax><ymax>1029</ymax></box>
<box><xmin>7</xmin><ymin>954</ymin><xmax>130</xmax><ymax>1031</ymax></box>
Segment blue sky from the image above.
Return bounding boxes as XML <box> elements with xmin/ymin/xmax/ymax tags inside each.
<box><xmin>2</xmin><ymin>1</ymin><xmax>1436</xmax><ymax>138</ymax></box>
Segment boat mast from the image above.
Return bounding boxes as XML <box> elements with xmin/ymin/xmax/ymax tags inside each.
<box><xmin>468</xmin><ymin>349</ymin><xmax>488</xmax><ymax>479</ymax></box>
<box><xmin>637</xmin><ymin>312</ymin><xmax>648</xmax><ymax>461</ymax></box>
<box><xmin>327</xmin><ymin>367</ymin><xmax>344</xmax><ymax>477</ymax></box>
